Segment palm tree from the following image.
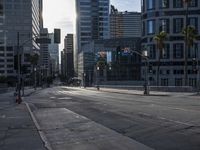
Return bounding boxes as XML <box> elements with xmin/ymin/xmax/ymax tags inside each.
<box><xmin>154</xmin><ymin>31</ymin><xmax>167</xmax><ymax>86</ymax></box>
<box><xmin>182</xmin><ymin>26</ymin><xmax>198</xmax><ymax>49</ymax></box>
<box><xmin>183</xmin><ymin>0</ymin><xmax>191</xmax><ymax>86</ymax></box>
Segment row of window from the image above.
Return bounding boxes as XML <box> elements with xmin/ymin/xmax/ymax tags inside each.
<box><xmin>143</xmin><ymin>17</ymin><xmax>198</xmax><ymax>35</ymax></box>
<box><xmin>147</xmin><ymin>69</ymin><xmax>198</xmax><ymax>75</ymax></box>
<box><xmin>148</xmin><ymin>43</ymin><xmax>198</xmax><ymax>59</ymax></box>
<box><xmin>142</xmin><ymin>0</ymin><xmax>198</xmax><ymax>11</ymax></box>
<box><xmin>160</xmin><ymin>78</ymin><xmax>196</xmax><ymax>86</ymax></box>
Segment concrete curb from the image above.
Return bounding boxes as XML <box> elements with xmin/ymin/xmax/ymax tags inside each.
<box><xmin>84</xmin><ymin>88</ymin><xmax>170</xmax><ymax>97</ymax></box>
<box><xmin>24</xmin><ymin>102</ymin><xmax>53</xmax><ymax>150</ymax></box>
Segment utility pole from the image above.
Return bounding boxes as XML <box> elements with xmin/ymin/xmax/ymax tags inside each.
<box><xmin>16</xmin><ymin>32</ymin><xmax>22</xmax><ymax>104</ymax></box>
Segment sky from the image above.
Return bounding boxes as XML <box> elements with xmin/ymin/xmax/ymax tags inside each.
<box><xmin>43</xmin><ymin>0</ymin><xmax>141</xmax><ymax>51</ymax></box>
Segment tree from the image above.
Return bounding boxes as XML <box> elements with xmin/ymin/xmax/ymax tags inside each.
<box><xmin>154</xmin><ymin>31</ymin><xmax>167</xmax><ymax>86</ymax></box>
<box><xmin>182</xmin><ymin>26</ymin><xmax>198</xmax><ymax>49</ymax></box>
<box><xmin>30</xmin><ymin>52</ymin><xmax>39</xmax><ymax>66</ymax></box>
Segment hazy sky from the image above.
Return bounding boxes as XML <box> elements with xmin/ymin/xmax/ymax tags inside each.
<box><xmin>43</xmin><ymin>0</ymin><xmax>141</xmax><ymax>50</ymax></box>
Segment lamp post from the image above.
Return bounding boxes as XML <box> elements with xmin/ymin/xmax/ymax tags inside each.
<box><xmin>34</xmin><ymin>67</ymin><xmax>37</xmax><ymax>90</ymax></box>
<box><xmin>96</xmin><ymin>66</ymin><xmax>100</xmax><ymax>90</ymax></box>
<box><xmin>131</xmin><ymin>49</ymin><xmax>149</xmax><ymax>95</ymax></box>
<box><xmin>16</xmin><ymin>32</ymin><xmax>22</xmax><ymax>104</ymax></box>
<box><xmin>143</xmin><ymin>50</ymin><xmax>149</xmax><ymax>95</ymax></box>
<box><xmin>83</xmin><ymin>72</ymin><xmax>86</xmax><ymax>88</ymax></box>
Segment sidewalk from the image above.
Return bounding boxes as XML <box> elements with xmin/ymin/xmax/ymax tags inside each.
<box><xmin>32</xmin><ymin>107</ymin><xmax>154</xmax><ymax>150</ymax></box>
<box><xmin>78</xmin><ymin>86</ymin><xmax>198</xmax><ymax>97</ymax></box>
<box><xmin>84</xmin><ymin>87</ymin><xmax>171</xmax><ymax>96</ymax></box>
<box><xmin>0</xmin><ymin>91</ymin><xmax>46</xmax><ymax>150</ymax></box>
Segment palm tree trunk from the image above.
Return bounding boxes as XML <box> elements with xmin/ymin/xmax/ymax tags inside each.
<box><xmin>157</xmin><ymin>50</ymin><xmax>161</xmax><ymax>86</ymax></box>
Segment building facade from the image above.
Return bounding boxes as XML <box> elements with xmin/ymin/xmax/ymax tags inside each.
<box><xmin>61</xmin><ymin>34</ymin><xmax>74</xmax><ymax>81</ymax></box>
<box><xmin>110</xmin><ymin>5</ymin><xmax>141</xmax><ymax>38</ymax></box>
<box><xmin>39</xmin><ymin>28</ymin><xmax>50</xmax><ymax>76</ymax></box>
<box><xmin>48</xmin><ymin>33</ymin><xmax>59</xmax><ymax>77</ymax></box>
<box><xmin>74</xmin><ymin>0</ymin><xmax>110</xmax><ymax>75</ymax></box>
<box><xmin>0</xmin><ymin>0</ymin><xmax>42</xmax><ymax>80</ymax></box>
<box><xmin>141</xmin><ymin>0</ymin><xmax>200</xmax><ymax>86</ymax></box>
<box><xmin>79</xmin><ymin>38</ymin><xmax>141</xmax><ymax>85</ymax></box>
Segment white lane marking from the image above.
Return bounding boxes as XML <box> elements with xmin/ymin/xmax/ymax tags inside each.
<box><xmin>58</xmin><ymin>97</ymin><xmax>72</xmax><ymax>100</ymax></box>
<box><xmin>138</xmin><ymin>112</ymin><xmax>193</xmax><ymax>126</ymax></box>
<box><xmin>50</xmin><ymin>97</ymin><xmax>55</xmax><ymax>99</ymax></box>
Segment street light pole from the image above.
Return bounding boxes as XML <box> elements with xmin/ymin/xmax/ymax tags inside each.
<box><xmin>34</xmin><ymin>67</ymin><xmax>37</xmax><ymax>90</ymax></box>
<box><xmin>16</xmin><ymin>32</ymin><xmax>22</xmax><ymax>104</ymax></box>
<box><xmin>131</xmin><ymin>50</ymin><xmax>149</xmax><ymax>95</ymax></box>
<box><xmin>96</xmin><ymin>66</ymin><xmax>100</xmax><ymax>90</ymax></box>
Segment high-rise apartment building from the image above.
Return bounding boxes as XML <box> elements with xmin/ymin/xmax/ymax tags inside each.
<box><xmin>141</xmin><ymin>0</ymin><xmax>200</xmax><ymax>86</ymax></box>
<box><xmin>110</xmin><ymin>5</ymin><xmax>141</xmax><ymax>38</ymax></box>
<box><xmin>74</xmin><ymin>0</ymin><xmax>110</xmax><ymax>75</ymax></box>
<box><xmin>0</xmin><ymin>0</ymin><xmax>42</xmax><ymax>78</ymax></box>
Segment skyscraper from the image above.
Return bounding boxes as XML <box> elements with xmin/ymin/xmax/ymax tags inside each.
<box><xmin>74</xmin><ymin>0</ymin><xmax>110</xmax><ymax>75</ymax></box>
<box><xmin>110</xmin><ymin>5</ymin><xmax>141</xmax><ymax>38</ymax></box>
<box><xmin>0</xmin><ymin>0</ymin><xmax>43</xmax><ymax>79</ymax></box>
<box><xmin>141</xmin><ymin>0</ymin><xmax>200</xmax><ymax>86</ymax></box>
<box><xmin>48</xmin><ymin>33</ymin><xmax>59</xmax><ymax>77</ymax></box>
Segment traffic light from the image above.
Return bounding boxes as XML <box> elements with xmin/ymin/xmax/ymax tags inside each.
<box><xmin>116</xmin><ymin>46</ymin><xmax>121</xmax><ymax>63</ymax></box>
<box><xmin>149</xmin><ymin>65</ymin><xmax>153</xmax><ymax>74</ymax></box>
<box><xmin>192</xmin><ymin>58</ymin><xmax>197</xmax><ymax>72</ymax></box>
<box><xmin>54</xmin><ymin>29</ymin><xmax>61</xmax><ymax>43</ymax></box>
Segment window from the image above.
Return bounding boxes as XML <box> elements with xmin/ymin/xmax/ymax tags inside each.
<box><xmin>189</xmin><ymin>78</ymin><xmax>197</xmax><ymax>87</ymax></box>
<box><xmin>142</xmin><ymin>22</ymin><xmax>145</xmax><ymax>36</ymax></box>
<box><xmin>149</xmin><ymin>44</ymin><xmax>156</xmax><ymax>59</ymax></box>
<box><xmin>141</xmin><ymin>0</ymin><xmax>145</xmax><ymax>11</ymax></box>
<box><xmin>161</xmin><ymin>78</ymin><xmax>168</xmax><ymax>86</ymax></box>
<box><xmin>160</xmin><ymin>0</ymin><xmax>169</xmax><ymax>8</ymax></box>
<box><xmin>189</xmin><ymin>0</ymin><xmax>197</xmax><ymax>7</ymax></box>
<box><xmin>173</xmin><ymin>43</ymin><xmax>183</xmax><ymax>58</ymax></box>
<box><xmin>147</xmin><ymin>20</ymin><xmax>155</xmax><ymax>34</ymax></box>
<box><xmin>173</xmin><ymin>18</ymin><xmax>183</xmax><ymax>33</ymax></box>
<box><xmin>161</xmin><ymin>44</ymin><xmax>170</xmax><ymax>59</ymax></box>
<box><xmin>189</xmin><ymin>17</ymin><xmax>198</xmax><ymax>30</ymax></box>
<box><xmin>0</xmin><ymin>0</ymin><xmax>3</xmax><ymax>16</ymax></box>
<box><xmin>147</xmin><ymin>0</ymin><xmax>155</xmax><ymax>10</ymax></box>
<box><xmin>188</xmin><ymin>43</ymin><xmax>198</xmax><ymax>58</ymax></box>
<box><xmin>7</xmin><ymin>70</ymin><xmax>13</xmax><ymax>73</ymax></box>
<box><xmin>159</xmin><ymin>19</ymin><xmax>169</xmax><ymax>33</ymax></box>
<box><xmin>175</xmin><ymin>78</ymin><xmax>183</xmax><ymax>86</ymax></box>
<box><xmin>173</xmin><ymin>0</ymin><xmax>183</xmax><ymax>8</ymax></box>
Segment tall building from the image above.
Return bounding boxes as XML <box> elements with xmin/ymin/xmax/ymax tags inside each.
<box><xmin>39</xmin><ymin>28</ymin><xmax>50</xmax><ymax>76</ymax></box>
<box><xmin>74</xmin><ymin>0</ymin><xmax>110</xmax><ymax>75</ymax></box>
<box><xmin>48</xmin><ymin>33</ymin><xmax>59</xmax><ymax>77</ymax></box>
<box><xmin>141</xmin><ymin>0</ymin><xmax>200</xmax><ymax>86</ymax></box>
<box><xmin>110</xmin><ymin>5</ymin><xmax>141</xmax><ymax>38</ymax></box>
<box><xmin>0</xmin><ymin>0</ymin><xmax>42</xmax><ymax>79</ymax></box>
<box><xmin>64</xmin><ymin>34</ymin><xmax>74</xmax><ymax>80</ymax></box>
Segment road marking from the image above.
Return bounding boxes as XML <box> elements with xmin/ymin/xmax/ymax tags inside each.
<box><xmin>138</xmin><ymin>112</ymin><xmax>193</xmax><ymax>126</ymax></box>
<box><xmin>58</xmin><ymin>97</ymin><xmax>72</xmax><ymax>100</ymax></box>
<box><xmin>25</xmin><ymin>102</ymin><xmax>53</xmax><ymax>150</ymax></box>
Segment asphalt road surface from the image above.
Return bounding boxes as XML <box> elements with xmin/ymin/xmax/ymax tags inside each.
<box><xmin>26</xmin><ymin>86</ymin><xmax>200</xmax><ymax>150</ymax></box>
